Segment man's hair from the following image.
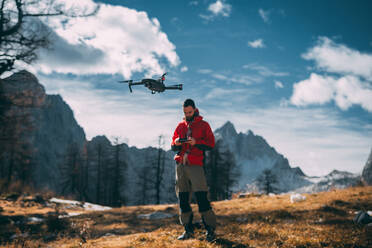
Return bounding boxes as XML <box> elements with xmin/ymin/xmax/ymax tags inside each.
<box><xmin>183</xmin><ymin>99</ymin><xmax>196</xmax><ymax>108</ymax></box>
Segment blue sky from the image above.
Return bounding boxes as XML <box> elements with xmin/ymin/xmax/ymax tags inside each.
<box><xmin>18</xmin><ymin>0</ymin><xmax>372</xmax><ymax>176</ymax></box>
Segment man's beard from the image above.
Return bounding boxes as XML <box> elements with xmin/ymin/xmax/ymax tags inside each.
<box><xmin>186</xmin><ymin>115</ymin><xmax>194</xmax><ymax>122</ymax></box>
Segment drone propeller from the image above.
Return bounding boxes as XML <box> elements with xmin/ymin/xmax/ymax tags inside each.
<box><xmin>161</xmin><ymin>72</ymin><xmax>167</xmax><ymax>81</ymax></box>
<box><xmin>118</xmin><ymin>80</ymin><xmax>134</xmax><ymax>93</ymax></box>
<box><xmin>165</xmin><ymin>84</ymin><xmax>183</xmax><ymax>91</ymax></box>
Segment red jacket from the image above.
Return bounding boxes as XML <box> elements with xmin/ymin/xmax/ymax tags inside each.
<box><xmin>171</xmin><ymin>109</ymin><xmax>215</xmax><ymax>166</ymax></box>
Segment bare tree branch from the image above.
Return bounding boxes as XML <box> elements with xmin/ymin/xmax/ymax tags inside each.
<box><xmin>0</xmin><ymin>0</ymin><xmax>23</xmax><ymax>37</ymax></box>
<box><xmin>0</xmin><ymin>0</ymin><xmax>99</xmax><ymax>76</ymax></box>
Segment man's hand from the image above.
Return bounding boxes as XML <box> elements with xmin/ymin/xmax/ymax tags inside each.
<box><xmin>186</xmin><ymin>137</ymin><xmax>196</xmax><ymax>146</ymax></box>
<box><xmin>175</xmin><ymin>137</ymin><xmax>182</xmax><ymax>146</ymax></box>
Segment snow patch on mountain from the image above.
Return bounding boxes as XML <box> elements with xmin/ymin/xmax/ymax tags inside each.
<box><xmin>293</xmin><ymin>170</ymin><xmax>361</xmax><ymax>193</ymax></box>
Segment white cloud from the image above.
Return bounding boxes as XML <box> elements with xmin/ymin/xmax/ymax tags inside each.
<box><xmin>200</xmin><ymin>0</ymin><xmax>231</xmax><ymax>21</ymax></box>
<box><xmin>180</xmin><ymin>66</ymin><xmax>188</xmax><ymax>72</ymax></box>
<box><xmin>291</xmin><ymin>73</ymin><xmax>336</xmax><ymax>106</ymax></box>
<box><xmin>275</xmin><ymin>80</ymin><xmax>284</xmax><ymax>89</ymax></box>
<box><xmin>302</xmin><ymin>37</ymin><xmax>372</xmax><ymax>80</ymax></box>
<box><xmin>291</xmin><ymin>37</ymin><xmax>372</xmax><ymax>113</ymax></box>
<box><xmin>199</xmin><ymin>14</ymin><xmax>213</xmax><ymax>21</ymax></box>
<box><xmin>197</xmin><ymin>69</ymin><xmax>263</xmax><ymax>85</ymax></box>
<box><xmin>205</xmin><ymin>88</ymin><xmax>245</xmax><ymax>99</ymax></box>
<box><xmin>36</xmin><ymin>0</ymin><xmax>180</xmax><ymax>79</ymax></box>
<box><xmin>212</xmin><ymin>73</ymin><xmax>228</xmax><ymax>80</ymax></box>
<box><xmin>197</xmin><ymin>68</ymin><xmax>213</xmax><ymax>74</ymax></box>
<box><xmin>335</xmin><ymin>76</ymin><xmax>372</xmax><ymax>111</ymax></box>
<box><xmin>196</xmin><ymin>64</ymin><xmax>287</xmax><ymax>89</ymax></box>
<box><xmin>212</xmin><ymin>73</ymin><xmax>262</xmax><ymax>85</ymax></box>
<box><xmin>291</xmin><ymin>73</ymin><xmax>372</xmax><ymax>112</ymax></box>
<box><xmin>258</xmin><ymin>8</ymin><xmax>270</xmax><ymax>23</ymax></box>
<box><xmin>248</xmin><ymin>39</ymin><xmax>265</xmax><ymax>48</ymax></box>
<box><xmin>243</xmin><ymin>64</ymin><xmax>288</xmax><ymax>77</ymax></box>
<box><xmin>208</xmin><ymin>0</ymin><xmax>231</xmax><ymax>17</ymax></box>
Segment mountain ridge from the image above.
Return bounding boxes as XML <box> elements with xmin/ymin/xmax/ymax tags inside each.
<box><xmin>214</xmin><ymin>121</ymin><xmax>312</xmax><ymax>192</ymax></box>
<box><xmin>0</xmin><ymin>70</ymin><xmax>364</xmax><ymax>205</ymax></box>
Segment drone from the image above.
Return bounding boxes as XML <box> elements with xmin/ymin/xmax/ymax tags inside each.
<box><xmin>118</xmin><ymin>73</ymin><xmax>183</xmax><ymax>94</ymax></box>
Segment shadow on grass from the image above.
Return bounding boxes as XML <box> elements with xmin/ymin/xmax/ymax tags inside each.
<box><xmin>59</xmin><ymin>207</ymin><xmax>183</xmax><ymax>240</ymax></box>
<box><xmin>216</xmin><ymin>205</ymin><xmax>359</xmax><ymax>227</ymax></box>
<box><xmin>0</xmin><ymin>212</ymin><xmax>78</xmax><ymax>245</ymax></box>
<box><xmin>217</xmin><ymin>209</ymin><xmax>298</xmax><ymax>225</ymax></box>
<box><xmin>213</xmin><ymin>238</ymin><xmax>250</xmax><ymax>248</ymax></box>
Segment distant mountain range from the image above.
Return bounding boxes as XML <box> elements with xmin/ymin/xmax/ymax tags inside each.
<box><xmin>0</xmin><ymin>71</ymin><xmax>369</xmax><ymax>206</ymax></box>
<box><xmin>294</xmin><ymin>169</ymin><xmax>362</xmax><ymax>193</ymax></box>
<box><xmin>214</xmin><ymin>122</ymin><xmax>363</xmax><ymax>194</ymax></box>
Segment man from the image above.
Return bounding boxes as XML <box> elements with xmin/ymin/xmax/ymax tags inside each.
<box><xmin>171</xmin><ymin>98</ymin><xmax>217</xmax><ymax>242</ymax></box>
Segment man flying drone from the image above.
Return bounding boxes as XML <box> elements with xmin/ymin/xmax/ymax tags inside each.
<box><xmin>118</xmin><ymin>72</ymin><xmax>183</xmax><ymax>94</ymax></box>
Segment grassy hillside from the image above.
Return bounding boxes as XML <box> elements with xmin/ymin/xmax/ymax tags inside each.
<box><xmin>1</xmin><ymin>186</ymin><xmax>371</xmax><ymax>248</ymax></box>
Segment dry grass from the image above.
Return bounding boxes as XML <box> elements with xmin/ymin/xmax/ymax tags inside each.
<box><xmin>1</xmin><ymin>186</ymin><xmax>372</xmax><ymax>248</ymax></box>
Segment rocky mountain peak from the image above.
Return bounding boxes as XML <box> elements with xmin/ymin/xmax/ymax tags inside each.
<box><xmin>90</xmin><ymin>135</ymin><xmax>112</xmax><ymax>146</ymax></box>
<box><xmin>292</xmin><ymin>167</ymin><xmax>306</xmax><ymax>177</ymax></box>
<box><xmin>327</xmin><ymin>170</ymin><xmax>354</xmax><ymax>177</ymax></box>
<box><xmin>215</xmin><ymin>121</ymin><xmax>238</xmax><ymax>138</ymax></box>
<box><xmin>1</xmin><ymin>70</ymin><xmax>46</xmax><ymax>107</ymax></box>
<box><xmin>247</xmin><ymin>129</ymin><xmax>254</xmax><ymax>136</ymax></box>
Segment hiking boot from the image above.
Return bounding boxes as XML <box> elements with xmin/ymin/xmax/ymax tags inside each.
<box><xmin>177</xmin><ymin>224</ymin><xmax>194</xmax><ymax>240</ymax></box>
<box><xmin>177</xmin><ymin>230</ymin><xmax>194</xmax><ymax>240</ymax></box>
<box><xmin>205</xmin><ymin>226</ymin><xmax>216</xmax><ymax>242</ymax></box>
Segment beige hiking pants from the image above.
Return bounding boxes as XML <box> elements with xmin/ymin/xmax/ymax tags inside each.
<box><xmin>175</xmin><ymin>163</ymin><xmax>216</xmax><ymax>229</ymax></box>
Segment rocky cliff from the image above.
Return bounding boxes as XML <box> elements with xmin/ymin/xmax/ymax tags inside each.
<box><xmin>362</xmin><ymin>148</ymin><xmax>372</xmax><ymax>185</ymax></box>
<box><xmin>0</xmin><ymin>71</ymin><xmax>86</xmax><ymax>191</ymax></box>
<box><xmin>215</xmin><ymin>121</ymin><xmax>312</xmax><ymax>192</ymax></box>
